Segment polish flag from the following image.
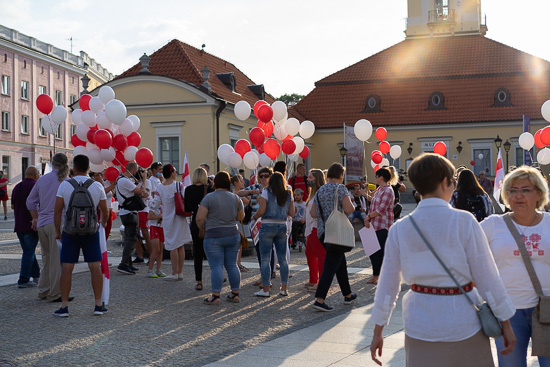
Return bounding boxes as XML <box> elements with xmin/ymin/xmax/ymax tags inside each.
<box><xmin>493</xmin><ymin>148</ymin><xmax>505</xmax><ymax>208</ymax></box>
<box><xmin>182</xmin><ymin>151</ymin><xmax>191</xmax><ymax>187</ymax></box>
<box><xmin>98</xmin><ymin>224</ymin><xmax>110</xmax><ymax>305</ymax></box>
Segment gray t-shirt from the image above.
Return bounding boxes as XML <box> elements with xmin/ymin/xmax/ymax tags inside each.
<box><xmin>200</xmin><ymin>190</ymin><xmax>243</xmax><ymax>238</ymax></box>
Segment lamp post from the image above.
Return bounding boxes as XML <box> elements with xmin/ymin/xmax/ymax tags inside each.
<box><xmin>339</xmin><ymin>145</ymin><xmax>348</xmax><ymax>184</ymax></box>
<box><xmin>503</xmin><ymin>139</ymin><xmax>511</xmax><ymax>173</ymax></box>
<box><xmin>494</xmin><ymin>135</ymin><xmax>502</xmax><ymax>151</ymax></box>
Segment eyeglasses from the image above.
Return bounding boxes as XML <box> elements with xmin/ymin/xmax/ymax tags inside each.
<box><xmin>259</xmin><ymin>174</ymin><xmax>270</xmax><ymax>179</ymax></box>
<box><xmin>507</xmin><ymin>188</ymin><xmax>536</xmax><ymax>196</ymax></box>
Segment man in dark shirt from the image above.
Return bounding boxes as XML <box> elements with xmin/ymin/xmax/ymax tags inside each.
<box><xmin>12</xmin><ymin>166</ymin><xmax>40</xmax><ymax>288</ymax></box>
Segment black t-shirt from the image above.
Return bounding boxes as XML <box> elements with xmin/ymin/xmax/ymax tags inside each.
<box><xmin>392</xmin><ymin>183</ymin><xmax>402</xmax><ymax>204</ymax></box>
<box><xmin>184</xmin><ymin>184</ymin><xmax>214</xmax><ymax>223</ymax></box>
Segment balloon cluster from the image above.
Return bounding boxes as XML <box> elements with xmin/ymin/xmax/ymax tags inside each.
<box><xmin>218</xmin><ymin>100</ymin><xmax>315</xmax><ymax>169</ymax></box>
<box><xmin>69</xmin><ymin>86</ymin><xmax>153</xmax><ymax>177</ymax></box>
<box><xmin>36</xmin><ymin>94</ymin><xmax>68</xmax><ymax>135</ymax></box>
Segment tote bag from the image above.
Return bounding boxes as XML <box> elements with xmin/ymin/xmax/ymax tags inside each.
<box><xmin>323</xmin><ymin>186</ymin><xmax>355</xmax><ymax>252</ymax></box>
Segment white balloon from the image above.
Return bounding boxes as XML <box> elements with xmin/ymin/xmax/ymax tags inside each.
<box><xmin>274</xmin><ymin>112</ymin><xmax>287</xmax><ymax>126</ymax></box>
<box><xmin>299</xmin><ymin>120</ymin><xmax>315</xmax><ymax>139</ymax></box>
<box><xmin>40</xmin><ymin>116</ymin><xmax>56</xmax><ymax>134</ymax></box>
<box><xmin>71</xmin><ymin>109</ymin><xmax>83</xmax><ymax>125</ymax></box>
<box><xmin>217</xmin><ymin>144</ymin><xmax>234</xmax><ymax>165</ymax></box>
<box><xmin>478</xmin><ymin>154</ymin><xmax>484</xmax><ymax>160</ymax></box>
<box><xmin>243</xmin><ymin>151</ymin><xmax>260</xmax><ymax>170</ymax></box>
<box><xmin>271</xmin><ymin>101</ymin><xmax>287</xmax><ymax>122</ymax></box>
<box><xmin>81</xmin><ymin>110</ymin><xmax>97</xmax><ymax>127</ymax></box>
<box><xmin>74</xmin><ymin>145</ymin><xmax>87</xmax><ymax>156</ymax></box>
<box><xmin>89</xmin><ymin>163</ymin><xmax>105</xmax><ymax>172</ymax></box>
<box><xmin>98</xmin><ymin>86</ymin><xmax>115</xmax><ymax>105</ymax></box>
<box><xmin>101</xmin><ymin>147</ymin><xmax>116</xmax><ymax>162</ymax></box>
<box><xmin>86</xmin><ymin>142</ymin><xmax>99</xmax><ymax>151</ymax></box>
<box><xmin>227</xmin><ymin>152</ymin><xmax>243</xmax><ymax>168</ymax></box>
<box><xmin>288</xmin><ymin>154</ymin><xmax>299</xmax><ymax>162</ymax></box>
<box><xmin>251</xmin><ymin>149</ymin><xmax>260</xmax><ymax>160</ymax></box>
<box><xmin>354</xmin><ymin>119</ymin><xmax>373</xmax><ymax>142</ymax></box>
<box><xmin>128</xmin><ymin>115</ymin><xmax>140</xmax><ymax>131</ymax></box>
<box><xmin>50</xmin><ymin>106</ymin><xmax>68</xmax><ymax>124</ymax></box>
<box><xmin>234</xmin><ymin>101</ymin><xmax>251</xmax><ymax>121</ymax></box>
<box><xmin>370</xmin><ymin>160</ymin><xmax>377</xmax><ymax>168</ymax></box>
<box><xmin>96</xmin><ymin>111</ymin><xmax>111</xmax><ymax>129</ymax></box>
<box><xmin>105</xmin><ymin>99</ymin><xmax>127</xmax><ymax>125</ymax></box>
<box><xmin>124</xmin><ymin>146</ymin><xmax>138</xmax><ymax>161</ymax></box>
<box><xmin>274</xmin><ymin>124</ymin><xmax>287</xmax><ymax>140</ymax></box>
<box><xmin>75</xmin><ymin>124</ymin><xmax>89</xmax><ymax>141</ymax></box>
<box><xmin>89</xmin><ymin>96</ymin><xmax>105</xmax><ymax>114</ymax></box>
<box><xmin>381</xmin><ymin>158</ymin><xmax>390</xmax><ymax>167</ymax></box>
<box><xmin>292</xmin><ymin>136</ymin><xmax>305</xmax><ymax>154</ymax></box>
<box><xmin>389</xmin><ymin>145</ymin><xmax>402</xmax><ymax>160</ymax></box>
<box><xmin>518</xmin><ymin>132</ymin><xmax>535</xmax><ymax>151</ymax></box>
<box><xmin>120</xmin><ymin>118</ymin><xmax>134</xmax><ymax>136</ymax></box>
<box><xmin>537</xmin><ymin>147</ymin><xmax>550</xmax><ymax>165</ymax></box>
<box><xmin>259</xmin><ymin>153</ymin><xmax>272</xmax><ymax>167</ymax></box>
<box><xmin>285</xmin><ymin>118</ymin><xmax>300</xmax><ymax>136</ymax></box>
<box><xmin>88</xmin><ymin>148</ymin><xmax>103</xmax><ymax>165</ymax></box>
<box><xmin>541</xmin><ymin>100</ymin><xmax>550</xmax><ymax>123</ymax></box>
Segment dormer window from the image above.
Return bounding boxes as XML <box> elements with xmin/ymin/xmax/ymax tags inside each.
<box><xmin>247</xmin><ymin>84</ymin><xmax>265</xmax><ymax>100</ymax></box>
<box><xmin>216</xmin><ymin>72</ymin><xmax>236</xmax><ymax>92</ymax></box>
<box><xmin>362</xmin><ymin>94</ymin><xmax>381</xmax><ymax>113</ymax></box>
<box><xmin>492</xmin><ymin>88</ymin><xmax>512</xmax><ymax>107</ymax></box>
<box><xmin>427</xmin><ymin>91</ymin><xmax>446</xmax><ymax>110</ymax></box>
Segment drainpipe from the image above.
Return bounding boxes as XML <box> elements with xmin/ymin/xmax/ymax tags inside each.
<box><xmin>215</xmin><ymin>100</ymin><xmax>226</xmax><ymax>172</ymax></box>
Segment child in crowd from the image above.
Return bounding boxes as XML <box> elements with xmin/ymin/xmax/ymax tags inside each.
<box><xmin>146</xmin><ymin>195</ymin><xmax>166</xmax><ymax>278</ymax></box>
<box><xmin>291</xmin><ymin>189</ymin><xmax>306</xmax><ymax>249</ymax></box>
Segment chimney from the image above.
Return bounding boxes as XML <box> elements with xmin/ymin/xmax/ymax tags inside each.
<box><xmin>200</xmin><ymin>65</ymin><xmax>211</xmax><ymax>93</ymax></box>
<box><xmin>139</xmin><ymin>53</ymin><xmax>151</xmax><ymax>74</ymax></box>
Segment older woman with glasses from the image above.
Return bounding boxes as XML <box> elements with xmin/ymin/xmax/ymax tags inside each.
<box><xmin>481</xmin><ymin>166</ymin><xmax>550</xmax><ymax>366</ymax></box>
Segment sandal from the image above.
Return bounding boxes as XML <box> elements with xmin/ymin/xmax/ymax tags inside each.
<box><xmin>195</xmin><ymin>282</ymin><xmax>203</xmax><ymax>291</ymax></box>
<box><xmin>238</xmin><ymin>265</ymin><xmax>249</xmax><ymax>272</ymax></box>
<box><xmin>226</xmin><ymin>291</ymin><xmax>240</xmax><ymax>303</ymax></box>
<box><xmin>203</xmin><ymin>294</ymin><xmax>220</xmax><ymax>305</ymax></box>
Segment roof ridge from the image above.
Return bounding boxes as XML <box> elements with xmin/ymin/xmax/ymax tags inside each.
<box><xmin>171</xmin><ymin>40</ymin><xmax>203</xmax><ymax>83</ymax></box>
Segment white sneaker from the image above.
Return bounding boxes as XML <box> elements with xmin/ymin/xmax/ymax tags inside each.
<box><xmin>177</xmin><ymin>273</ymin><xmax>184</xmax><ymax>281</ymax></box>
<box><xmin>156</xmin><ymin>270</ymin><xmax>166</xmax><ymax>277</ymax></box>
<box><xmin>146</xmin><ymin>270</ymin><xmax>158</xmax><ymax>278</ymax></box>
<box><xmin>164</xmin><ymin>274</ymin><xmax>178</xmax><ymax>281</ymax></box>
<box><xmin>254</xmin><ymin>289</ymin><xmax>270</xmax><ymax>297</ymax></box>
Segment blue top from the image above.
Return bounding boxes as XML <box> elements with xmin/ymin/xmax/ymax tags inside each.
<box><xmin>263</xmin><ymin>188</ymin><xmax>292</xmax><ymax>222</ymax></box>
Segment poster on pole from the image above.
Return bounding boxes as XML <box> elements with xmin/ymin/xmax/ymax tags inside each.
<box><xmin>345</xmin><ymin>127</ymin><xmax>364</xmax><ymax>182</ymax></box>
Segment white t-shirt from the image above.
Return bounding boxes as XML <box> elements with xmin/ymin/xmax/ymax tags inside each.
<box><xmin>305</xmin><ymin>200</ymin><xmax>317</xmax><ymax>237</ymax></box>
<box><xmin>116</xmin><ymin>176</ymin><xmax>139</xmax><ymax>215</ymax></box>
<box><xmin>139</xmin><ymin>179</ymin><xmax>152</xmax><ymax>213</ymax></box>
<box><xmin>150</xmin><ymin>175</ymin><xmax>161</xmax><ymax>194</ymax></box>
<box><xmin>481</xmin><ymin>213</ymin><xmax>550</xmax><ymax>309</ymax></box>
<box><xmin>56</xmin><ymin>176</ymin><xmax>107</xmax><ymax>211</ymax></box>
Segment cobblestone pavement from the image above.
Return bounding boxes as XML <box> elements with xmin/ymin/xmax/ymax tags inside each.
<box><xmin>0</xmin><ymin>205</ymin><xmax>399</xmax><ymax>367</ymax></box>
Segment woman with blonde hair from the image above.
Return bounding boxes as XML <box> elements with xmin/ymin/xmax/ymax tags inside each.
<box><xmin>304</xmin><ymin>169</ymin><xmax>326</xmax><ymax>292</ymax></box>
<box><xmin>481</xmin><ymin>166</ymin><xmax>550</xmax><ymax>366</ymax></box>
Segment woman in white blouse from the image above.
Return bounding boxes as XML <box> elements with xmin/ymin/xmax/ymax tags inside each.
<box><xmin>370</xmin><ymin>153</ymin><xmax>516</xmax><ymax>366</ymax></box>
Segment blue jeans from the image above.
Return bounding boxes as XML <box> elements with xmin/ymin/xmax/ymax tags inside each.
<box><xmin>495</xmin><ymin>307</ymin><xmax>550</xmax><ymax>367</ymax></box>
<box><xmin>17</xmin><ymin>231</ymin><xmax>40</xmax><ymax>285</ymax></box>
<box><xmin>259</xmin><ymin>223</ymin><xmax>288</xmax><ymax>287</ymax></box>
<box><xmin>203</xmin><ymin>233</ymin><xmax>241</xmax><ymax>293</ymax></box>
<box><xmin>348</xmin><ymin>210</ymin><xmax>366</xmax><ymax>223</ymax></box>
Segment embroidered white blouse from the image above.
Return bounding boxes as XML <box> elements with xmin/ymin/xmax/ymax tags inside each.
<box><xmin>370</xmin><ymin>198</ymin><xmax>515</xmax><ymax>342</ymax></box>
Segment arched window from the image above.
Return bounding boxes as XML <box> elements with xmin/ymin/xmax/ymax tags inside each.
<box><xmin>492</xmin><ymin>88</ymin><xmax>512</xmax><ymax>107</ymax></box>
<box><xmin>362</xmin><ymin>94</ymin><xmax>381</xmax><ymax>113</ymax></box>
<box><xmin>427</xmin><ymin>92</ymin><xmax>446</xmax><ymax>110</ymax></box>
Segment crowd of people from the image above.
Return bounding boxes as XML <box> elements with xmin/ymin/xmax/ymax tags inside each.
<box><xmin>7</xmin><ymin>151</ymin><xmax>549</xmax><ymax>366</ymax></box>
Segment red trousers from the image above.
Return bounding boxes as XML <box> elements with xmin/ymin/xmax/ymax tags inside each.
<box><xmin>305</xmin><ymin>228</ymin><xmax>326</xmax><ymax>284</ymax></box>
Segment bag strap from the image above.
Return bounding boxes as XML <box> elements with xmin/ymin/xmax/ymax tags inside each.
<box><xmin>489</xmin><ymin>193</ymin><xmax>504</xmax><ymax>215</ymax></box>
<box><xmin>116</xmin><ymin>176</ymin><xmax>128</xmax><ymax>201</ymax></box>
<box><xmin>502</xmin><ymin>213</ymin><xmax>544</xmax><ymax>297</ymax></box>
<box><xmin>409</xmin><ymin>215</ymin><xmax>479</xmax><ymax>309</ymax></box>
<box><xmin>333</xmin><ymin>184</ymin><xmax>340</xmax><ymax>213</ymax></box>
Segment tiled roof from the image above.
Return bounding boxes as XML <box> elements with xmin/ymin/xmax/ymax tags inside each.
<box><xmin>291</xmin><ymin>35</ymin><xmax>550</xmax><ymax>128</ymax></box>
<box><xmin>116</xmin><ymin>39</ymin><xmax>275</xmax><ymax>105</ymax></box>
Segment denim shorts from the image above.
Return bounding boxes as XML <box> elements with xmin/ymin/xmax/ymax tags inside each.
<box><xmin>60</xmin><ymin>231</ymin><xmax>102</xmax><ymax>263</ymax></box>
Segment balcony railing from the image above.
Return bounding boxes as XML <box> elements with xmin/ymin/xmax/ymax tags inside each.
<box><xmin>428</xmin><ymin>9</ymin><xmax>455</xmax><ymax>24</ymax></box>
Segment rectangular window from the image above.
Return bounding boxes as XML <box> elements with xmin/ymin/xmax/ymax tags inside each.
<box><xmin>70</xmin><ymin>124</ymin><xmax>76</xmax><ymax>136</ymax></box>
<box><xmin>515</xmin><ymin>147</ymin><xmax>523</xmax><ymax>167</ymax></box>
<box><xmin>39</xmin><ymin>123</ymin><xmax>46</xmax><ymax>137</ymax></box>
<box><xmin>2</xmin><ymin>156</ymin><xmax>9</xmax><ymax>181</ymax></box>
<box><xmin>22</xmin><ymin>157</ymin><xmax>29</xmax><ymax>178</ymax></box>
<box><xmin>21</xmin><ymin>115</ymin><xmax>29</xmax><ymax>134</ymax></box>
<box><xmin>159</xmin><ymin>137</ymin><xmax>180</xmax><ymax>171</ymax></box>
<box><xmin>55</xmin><ymin>90</ymin><xmax>63</xmax><ymax>106</ymax></box>
<box><xmin>70</xmin><ymin>94</ymin><xmax>77</xmax><ymax>105</ymax></box>
<box><xmin>1</xmin><ymin>75</ymin><xmax>10</xmax><ymax>95</ymax></box>
<box><xmin>1</xmin><ymin>111</ymin><xmax>10</xmax><ymax>131</ymax></box>
<box><xmin>55</xmin><ymin>123</ymin><xmax>62</xmax><ymax>139</ymax></box>
<box><xmin>21</xmin><ymin>81</ymin><xmax>29</xmax><ymax>100</ymax></box>
<box><xmin>38</xmin><ymin>85</ymin><xmax>47</xmax><ymax>95</ymax></box>
<box><xmin>473</xmin><ymin>148</ymin><xmax>491</xmax><ymax>176</ymax></box>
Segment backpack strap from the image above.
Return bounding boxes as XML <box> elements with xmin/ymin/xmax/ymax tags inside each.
<box><xmin>83</xmin><ymin>178</ymin><xmax>95</xmax><ymax>189</ymax></box>
<box><xmin>67</xmin><ymin>178</ymin><xmax>79</xmax><ymax>189</ymax></box>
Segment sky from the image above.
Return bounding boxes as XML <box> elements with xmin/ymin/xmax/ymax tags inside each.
<box><xmin>1</xmin><ymin>0</ymin><xmax>549</xmax><ymax>98</ymax></box>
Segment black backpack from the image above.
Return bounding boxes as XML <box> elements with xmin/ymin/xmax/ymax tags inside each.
<box><xmin>64</xmin><ymin>178</ymin><xmax>98</xmax><ymax>235</ymax></box>
<box><xmin>464</xmin><ymin>194</ymin><xmax>487</xmax><ymax>222</ymax></box>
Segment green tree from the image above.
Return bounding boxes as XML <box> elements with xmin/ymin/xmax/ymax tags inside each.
<box><xmin>277</xmin><ymin>93</ymin><xmax>305</xmax><ymax>105</ymax></box>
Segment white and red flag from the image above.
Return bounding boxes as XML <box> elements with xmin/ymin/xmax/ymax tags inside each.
<box><xmin>182</xmin><ymin>151</ymin><xmax>191</xmax><ymax>187</ymax></box>
<box><xmin>98</xmin><ymin>224</ymin><xmax>110</xmax><ymax>305</ymax></box>
<box><xmin>493</xmin><ymin>148</ymin><xmax>505</xmax><ymax>210</ymax></box>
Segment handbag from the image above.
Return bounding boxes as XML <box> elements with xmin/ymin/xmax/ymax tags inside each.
<box><xmin>409</xmin><ymin>216</ymin><xmax>503</xmax><ymax>338</ymax></box>
<box><xmin>116</xmin><ymin>177</ymin><xmax>146</xmax><ymax>211</ymax></box>
<box><xmin>503</xmin><ymin>214</ymin><xmax>550</xmax><ymax>356</ymax></box>
<box><xmin>175</xmin><ymin>182</ymin><xmax>192</xmax><ymax>217</ymax></box>
<box><xmin>316</xmin><ymin>185</ymin><xmax>355</xmax><ymax>253</ymax></box>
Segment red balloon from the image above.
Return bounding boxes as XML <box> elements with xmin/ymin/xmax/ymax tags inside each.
<box><xmin>285</xmin><ymin>135</ymin><xmax>293</xmax><ymax>141</ymax></box>
<box><xmin>234</xmin><ymin>139</ymin><xmax>251</xmax><ymax>158</ymax></box>
<box><xmin>256</xmin><ymin>143</ymin><xmax>264</xmax><ymax>154</ymax></box>
<box><xmin>371</xmin><ymin>150</ymin><xmax>382</xmax><ymax>161</ymax></box>
<box><xmin>260</xmin><ymin>121</ymin><xmax>274</xmax><ymax>137</ymax></box>
<box><xmin>94</xmin><ymin>130</ymin><xmax>113</xmax><ymax>150</ymax></box>
<box><xmin>433</xmin><ymin>141</ymin><xmax>447</xmax><ymax>156</ymax></box>
<box><xmin>540</xmin><ymin>126</ymin><xmax>550</xmax><ymax>146</ymax></box>
<box><xmin>113</xmin><ymin>151</ymin><xmax>125</xmax><ymax>166</ymax></box>
<box><xmin>470</xmin><ymin>160</ymin><xmax>475</xmax><ymax>166</ymax></box>
<box><xmin>36</xmin><ymin>94</ymin><xmax>54</xmax><ymax>114</ymax></box>
<box><xmin>375</xmin><ymin>127</ymin><xmax>387</xmax><ymax>141</ymax></box>
<box><xmin>87</xmin><ymin>129</ymin><xmax>96</xmax><ymax>144</ymax></box>
<box><xmin>79</xmin><ymin>94</ymin><xmax>92</xmax><ymax>111</ymax></box>
<box><xmin>374</xmin><ymin>164</ymin><xmax>380</xmax><ymax>172</ymax></box>
<box><xmin>112</xmin><ymin>134</ymin><xmax>128</xmax><ymax>151</ymax></box>
<box><xmin>71</xmin><ymin>134</ymin><xmax>86</xmax><ymax>147</ymax></box>
<box><xmin>135</xmin><ymin>147</ymin><xmax>154</xmax><ymax>168</ymax></box>
<box><xmin>105</xmin><ymin>129</ymin><xmax>114</xmax><ymax>139</ymax></box>
<box><xmin>111</xmin><ymin>211</ymin><xmax>117</xmax><ymax>221</ymax></box>
<box><xmin>379</xmin><ymin>141</ymin><xmax>390</xmax><ymax>154</ymax></box>
<box><xmin>253</xmin><ymin>100</ymin><xmax>268</xmax><ymax>118</ymax></box>
<box><xmin>127</xmin><ymin>132</ymin><xmax>141</xmax><ymax>147</ymax></box>
<box><xmin>299</xmin><ymin>145</ymin><xmax>310</xmax><ymax>159</ymax></box>
<box><xmin>535</xmin><ymin>129</ymin><xmax>544</xmax><ymax>149</ymax></box>
<box><xmin>264</xmin><ymin>138</ymin><xmax>281</xmax><ymax>160</ymax></box>
<box><xmin>249</xmin><ymin>127</ymin><xmax>265</xmax><ymax>147</ymax></box>
<box><xmin>281</xmin><ymin>139</ymin><xmax>296</xmax><ymax>155</ymax></box>
<box><xmin>104</xmin><ymin>166</ymin><xmax>120</xmax><ymax>182</ymax></box>
<box><xmin>257</xmin><ymin>105</ymin><xmax>274</xmax><ymax>123</ymax></box>
<box><xmin>372</xmin><ymin>152</ymin><xmax>383</xmax><ymax>164</ymax></box>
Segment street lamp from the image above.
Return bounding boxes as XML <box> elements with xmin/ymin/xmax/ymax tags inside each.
<box><xmin>494</xmin><ymin>135</ymin><xmax>502</xmax><ymax>150</ymax></box>
<box><xmin>339</xmin><ymin>145</ymin><xmax>348</xmax><ymax>184</ymax></box>
<box><xmin>503</xmin><ymin>139</ymin><xmax>511</xmax><ymax>173</ymax></box>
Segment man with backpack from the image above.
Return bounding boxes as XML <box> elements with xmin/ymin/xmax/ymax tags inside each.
<box><xmin>53</xmin><ymin>155</ymin><xmax>108</xmax><ymax>317</ymax></box>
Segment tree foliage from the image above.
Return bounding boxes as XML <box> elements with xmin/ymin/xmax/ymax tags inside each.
<box><xmin>277</xmin><ymin>93</ymin><xmax>305</xmax><ymax>105</ymax></box>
